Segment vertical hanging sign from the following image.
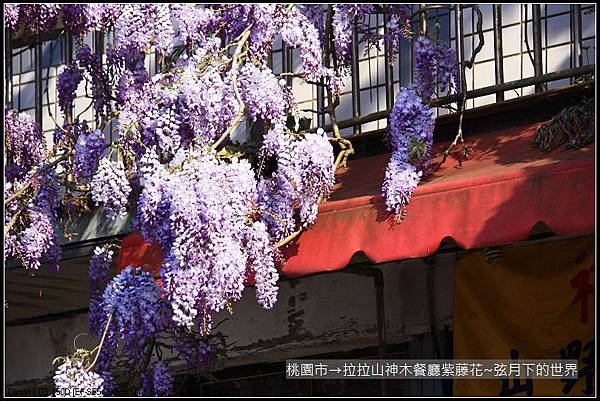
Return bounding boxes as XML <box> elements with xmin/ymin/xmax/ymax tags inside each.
<box><xmin>454</xmin><ymin>236</ymin><xmax>594</xmax><ymax>396</ymax></box>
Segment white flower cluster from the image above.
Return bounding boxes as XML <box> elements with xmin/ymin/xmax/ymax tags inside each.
<box><xmin>53</xmin><ymin>358</ymin><xmax>104</xmax><ymax>398</ymax></box>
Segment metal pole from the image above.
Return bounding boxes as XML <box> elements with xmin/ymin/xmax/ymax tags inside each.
<box><xmin>420</xmin><ymin>4</ymin><xmax>428</xmax><ymax>34</ymax></box>
<box><xmin>454</xmin><ymin>4</ymin><xmax>464</xmax><ymax>111</ymax></box>
<box><xmin>94</xmin><ymin>31</ymin><xmax>105</xmax><ymax>123</ymax></box>
<box><xmin>426</xmin><ymin>259</ymin><xmax>442</xmax><ymax>360</ymax></box>
<box><xmin>343</xmin><ymin>268</ymin><xmax>388</xmax><ymax>396</ymax></box>
<box><xmin>351</xmin><ymin>25</ymin><xmax>361</xmax><ymax>136</ymax></box>
<box><xmin>429</xmin><ymin>65</ymin><xmax>594</xmax><ymax>105</ymax></box>
<box><xmin>307</xmin><ymin>65</ymin><xmax>595</xmax><ymax>134</ymax></box>
<box><xmin>281</xmin><ymin>43</ymin><xmax>288</xmax><ymax>84</ymax></box>
<box><xmin>316</xmin><ymin>16</ymin><xmax>327</xmax><ymax>128</ymax></box>
<box><xmin>492</xmin><ymin>5</ymin><xmax>505</xmax><ymax>102</ymax></box>
<box><xmin>65</xmin><ymin>33</ymin><xmax>73</xmax><ymax>65</ymax></box>
<box><xmin>286</xmin><ymin>45</ymin><xmax>293</xmax><ymax>88</ymax></box>
<box><xmin>317</xmin><ymin>81</ymin><xmax>326</xmax><ymax>128</ymax></box>
<box><xmin>572</xmin><ymin>5</ymin><xmax>583</xmax><ymax>68</ymax></box>
<box><xmin>155</xmin><ymin>50</ymin><xmax>160</xmax><ymax>75</ymax></box>
<box><xmin>65</xmin><ymin>33</ymin><xmax>73</xmax><ymax>125</ymax></box>
<box><xmin>532</xmin><ymin>5</ymin><xmax>544</xmax><ymax>92</ymax></box>
<box><xmin>373</xmin><ymin>270</ymin><xmax>388</xmax><ymax>396</ymax></box>
<box><xmin>5</xmin><ymin>28</ymin><xmax>13</xmax><ymax>108</ymax></box>
<box><xmin>382</xmin><ymin>5</ymin><xmax>395</xmax><ymax>111</ymax></box>
<box><xmin>34</xmin><ymin>40</ymin><xmax>43</xmax><ymax>126</ymax></box>
<box><xmin>455</xmin><ymin>5</ymin><xmax>466</xmax><ymax>111</ymax></box>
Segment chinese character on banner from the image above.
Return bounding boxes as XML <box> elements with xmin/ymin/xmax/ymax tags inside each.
<box><xmin>569</xmin><ymin>250</ymin><xmax>594</xmax><ymax>324</ymax></box>
<box><xmin>499</xmin><ymin>349</ymin><xmax>533</xmax><ymax>396</ymax></box>
<box><xmin>453</xmin><ymin>236</ymin><xmax>595</xmax><ymax>396</ymax></box>
<box><xmin>560</xmin><ymin>339</ymin><xmax>595</xmax><ymax>396</ymax></box>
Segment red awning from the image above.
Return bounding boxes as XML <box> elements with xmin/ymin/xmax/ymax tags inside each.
<box><xmin>118</xmin><ymin>121</ymin><xmax>595</xmax><ymax>278</ymax></box>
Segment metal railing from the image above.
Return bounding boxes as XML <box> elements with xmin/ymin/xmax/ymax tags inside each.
<box><xmin>3</xmin><ymin>4</ymin><xmax>596</xmax><ymax>137</ymax></box>
<box><xmin>307</xmin><ymin>4</ymin><xmax>595</xmax><ymax>136</ymax></box>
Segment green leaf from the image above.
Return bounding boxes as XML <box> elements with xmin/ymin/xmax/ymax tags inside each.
<box><xmin>298</xmin><ymin>117</ymin><xmax>312</xmax><ymax>132</ymax></box>
<box><xmin>408</xmin><ymin>138</ymin><xmax>429</xmax><ymax>165</ymax></box>
<box><xmin>286</xmin><ymin>115</ymin><xmax>297</xmax><ymax>132</ymax></box>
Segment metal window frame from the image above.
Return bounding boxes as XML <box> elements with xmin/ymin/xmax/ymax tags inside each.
<box><xmin>4</xmin><ymin>5</ymin><xmax>596</xmax><ymax>139</ymax></box>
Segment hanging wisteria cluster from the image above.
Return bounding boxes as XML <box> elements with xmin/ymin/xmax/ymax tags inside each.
<box><xmin>138</xmin><ymin>362</ymin><xmax>175</xmax><ymax>397</ymax></box>
<box><xmin>4</xmin><ymin>109</ymin><xmax>62</xmax><ymax>272</ymax></box>
<box><xmin>4</xmin><ymin>3</ymin><xmax>458</xmax><ymax>396</ymax></box>
<box><xmin>97</xmin><ymin>267</ymin><xmax>165</xmax><ymax>365</ymax></box>
<box><xmin>88</xmin><ymin>244</ymin><xmax>115</xmax><ymax>335</ymax></box>
<box><xmin>53</xmin><ymin>357</ymin><xmax>106</xmax><ymax>397</ymax></box>
<box><xmin>383</xmin><ymin>88</ymin><xmax>435</xmax><ymax>215</ymax></box>
<box><xmin>384</xmin><ymin>35</ymin><xmax>458</xmax><ymax>216</ymax></box>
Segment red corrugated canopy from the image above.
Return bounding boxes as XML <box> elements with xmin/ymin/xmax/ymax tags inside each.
<box><xmin>118</xmin><ymin>121</ymin><xmax>595</xmax><ymax>278</ymax></box>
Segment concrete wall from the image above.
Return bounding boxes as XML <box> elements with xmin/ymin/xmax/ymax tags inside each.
<box><xmin>5</xmin><ymin>253</ymin><xmax>455</xmax><ymax>386</ymax></box>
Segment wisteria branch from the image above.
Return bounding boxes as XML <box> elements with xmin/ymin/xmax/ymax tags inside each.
<box><xmin>4</xmin><ymin>110</ymin><xmax>118</xmax><ymax>206</ymax></box>
<box><xmin>325</xmin><ymin>7</ymin><xmax>354</xmax><ymax>170</ymax></box>
<box><xmin>434</xmin><ymin>5</ymin><xmax>484</xmax><ymax>172</ymax></box>
<box><xmin>85</xmin><ymin>312</ymin><xmax>113</xmax><ymax>372</ymax></box>
<box><xmin>3</xmin><ymin>203</ymin><xmax>27</xmax><ymax>241</ymax></box>
<box><xmin>275</xmin><ymin>194</ymin><xmax>326</xmax><ymax>249</ymax></box>
<box><xmin>210</xmin><ymin>26</ymin><xmax>253</xmax><ymax>152</ymax></box>
<box><xmin>276</xmin><ymin>5</ymin><xmax>351</xmax><ymax>249</ymax></box>
<box><xmin>4</xmin><ymin>151</ymin><xmax>71</xmax><ymax>205</ymax></box>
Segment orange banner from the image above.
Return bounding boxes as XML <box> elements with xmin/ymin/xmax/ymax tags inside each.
<box><xmin>454</xmin><ymin>236</ymin><xmax>594</xmax><ymax>396</ymax></box>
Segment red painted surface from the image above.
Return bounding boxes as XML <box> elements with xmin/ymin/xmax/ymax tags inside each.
<box><xmin>118</xmin><ymin>121</ymin><xmax>595</xmax><ymax>278</ymax></box>
<box><xmin>117</xmin><ymin>231</ymin><xmax>163</xmax><ymax>276</ymax></box>
<box><xmin>117</xmin><ymin>230</ymin><xmax>257</xmax><ymax>286</ymax></box>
